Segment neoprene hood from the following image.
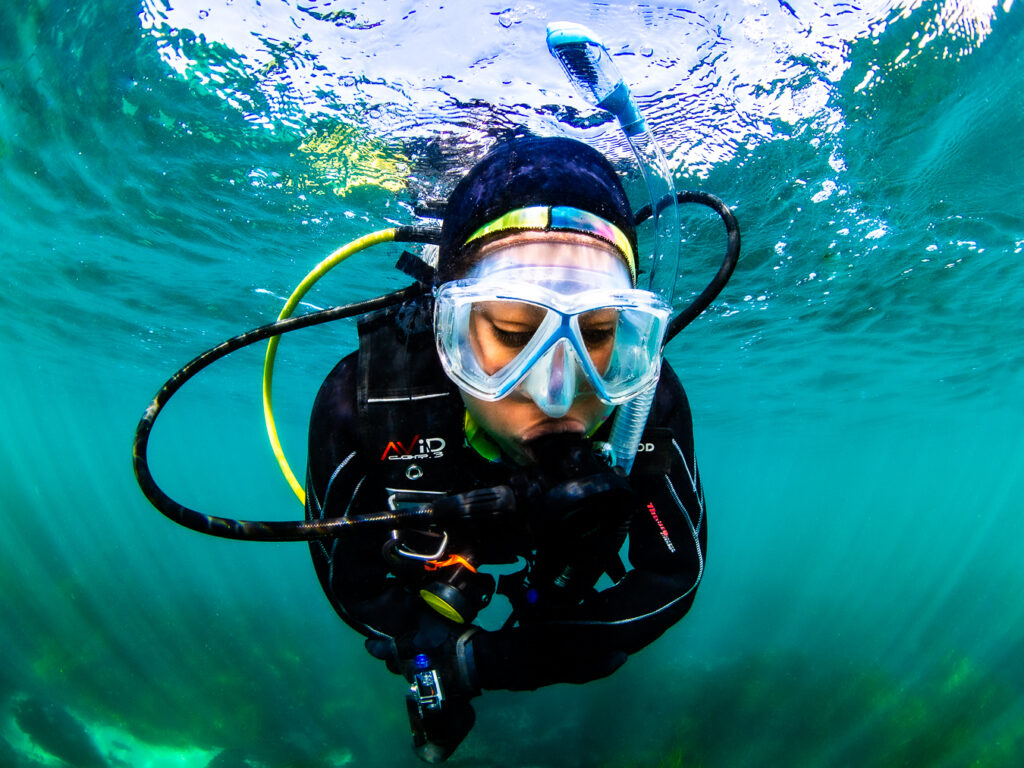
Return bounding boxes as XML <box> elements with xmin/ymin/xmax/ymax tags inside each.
<box><xmin>436</xmin><ymin>136</ymin><xmax>637</xmax><ymax>283</ymax></box>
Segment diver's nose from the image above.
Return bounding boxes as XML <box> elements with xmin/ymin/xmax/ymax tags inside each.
<box><xmin>521</xmin><ymin>338</ymin><xmax>578</xmax><ymax>418</ymax></box>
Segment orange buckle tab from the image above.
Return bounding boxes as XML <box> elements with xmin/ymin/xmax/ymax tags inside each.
<box><xmin>423</xmin><ymin>554</ymin><xmax>477</xmax><ymax>573</ymax></box>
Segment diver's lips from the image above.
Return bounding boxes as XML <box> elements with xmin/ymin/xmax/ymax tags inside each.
<box><xmin>520</xmin><ymin>419</ymin><xmax>586</xmax><ymax>444</ymax></box>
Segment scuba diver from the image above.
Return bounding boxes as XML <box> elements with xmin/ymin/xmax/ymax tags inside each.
<box><xmin>305</xmin><ymin>135</ymin><xmax>706</xmax><ymax>762</ymax></box>
<box><xmin>133</xmin><ymin>21</ymin><xmax>738</xmax><ymax>765</ymax></box>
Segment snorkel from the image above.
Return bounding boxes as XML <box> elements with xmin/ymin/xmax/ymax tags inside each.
<box><xmin>547</xmin><ymin>22</ymin><xmax>680</xmax><ymax>473</ymax></box>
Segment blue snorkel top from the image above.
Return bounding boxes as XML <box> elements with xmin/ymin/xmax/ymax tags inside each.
<box><xmin>546</xmin><ymin>22</ymin><xmax>647</xmax><ymax>137</ymax></box>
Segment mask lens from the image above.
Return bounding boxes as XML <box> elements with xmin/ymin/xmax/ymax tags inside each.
<box><xmin>468</xmin><ymin>300</ymin><xmax>546</xmax><ymax>375</ymax></box>
<box><xmin>591</xmin><ymin>306</ymin><xmax>665</xmax><ymax>396</ymax></box>
<box><xmin>576</xmin><ymin>307</ymin><xmax>619</xmax><ymax>376</ymax></box>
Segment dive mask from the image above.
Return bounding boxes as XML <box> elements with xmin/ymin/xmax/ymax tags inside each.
<box><xmin>434</xmin><ymin>249</ymin><xmax>670</xmax><ymax>418</ymax></box>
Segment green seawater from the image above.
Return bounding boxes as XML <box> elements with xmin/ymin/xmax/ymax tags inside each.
<box><xmin>1</xmin><ymin>1</ymin><xmax>1022</xmax><ymax>766</ymax></box>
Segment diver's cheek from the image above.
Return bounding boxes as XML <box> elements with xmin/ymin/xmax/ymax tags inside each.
<box><xmin>460</xmin><ymin>391</ymin><xmax>539</xmax><ymax>464</ymax></box>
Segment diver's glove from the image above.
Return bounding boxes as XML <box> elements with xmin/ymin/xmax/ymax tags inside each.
<box><xmin>364</xmin><ymin>613</ymin><xmax>481</xmax><ymax>697</ymax></box>
<box><xmin>366</xmin><ymin>617</ymin><xmax>480</xmax><ymax>763</ymax></box>
<box><xmin>511</xmin><ymin>433</ymin><xmax>639</xmax><ymax>608</ymax></box>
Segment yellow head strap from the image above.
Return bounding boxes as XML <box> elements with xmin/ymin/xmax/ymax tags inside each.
<box><xmin>463</xmin><ymin>206</ymin><xmax>637</xmax><ymax>286</ymax></box>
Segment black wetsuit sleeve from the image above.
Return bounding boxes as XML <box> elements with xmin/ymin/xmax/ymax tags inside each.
<box><xmin>304</xmin><ymin>353</ymin><xmax>425</xmax><ymax>641</ymax></box>
<box><xmin>471</xmin><ymin>364</ymin><xmax>707</xmax><ymax>691</ymax></box>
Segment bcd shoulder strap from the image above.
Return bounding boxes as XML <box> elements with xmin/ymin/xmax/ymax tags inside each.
<box><xmin>355</xmin><ymin>295</ymin><xmax>468</xmax><ymax>496</ymax></box>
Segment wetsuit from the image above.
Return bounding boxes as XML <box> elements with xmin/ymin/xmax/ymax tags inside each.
<box><xmin>304</xmin><ymin>299</ymin><xmax>706</xmax><ymax>692</ymax></box>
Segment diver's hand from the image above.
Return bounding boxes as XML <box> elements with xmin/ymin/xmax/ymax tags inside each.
<box><xmin>365</xmin><ymin>635</ymin><xmax>402</xmax><ymax>674</ymax></box>
<box><xmin>365</xmin><ymin>621</ymin><xmax>480</xmax><ymax>698</ymax></box>
<box><xmin>515</xmin><ymin>433</ymin><xmax>637</xmax><ymax>543</ymax></box>
<box><xmin>369</xmin><ymin>622</ymin><xmax>481</xmax><ymax>764</ymax></box>
<box><xmin>405</xmin><ymin>627</ymin><xmax>480</xmax><ymax>699</ymax></box>
<box><xmin>512</xmin><ymin>434</ymin><xmax>639</xmax><ymax>606</ymax></box>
